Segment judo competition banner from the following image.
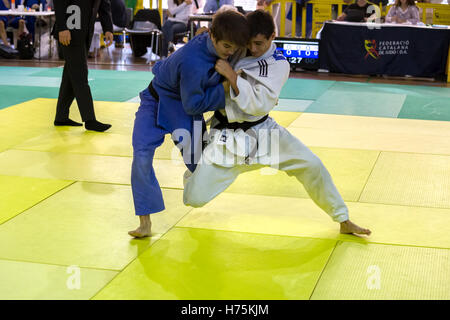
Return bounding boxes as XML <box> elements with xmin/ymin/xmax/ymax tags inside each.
<box><xmin>319</xmin><ymin>22</ymin><xmax>450</xmax><ymax>78</ymax></box>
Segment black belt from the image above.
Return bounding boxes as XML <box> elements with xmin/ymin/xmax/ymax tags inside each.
<box><xmin>148</xmin><ymin>81</ymin><xmax>159</xmax><ymax>101</ymax></box>
<box><xmin>213</xmin><ymin>111</ymin><xmax>268</xmax><ymax>131</ymax></box>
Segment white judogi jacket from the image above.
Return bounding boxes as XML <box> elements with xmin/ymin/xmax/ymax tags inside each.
<box><xmin>203</xmin><ymin>43</ymin><xmax>290</xmax><ymax>167</ymax></box>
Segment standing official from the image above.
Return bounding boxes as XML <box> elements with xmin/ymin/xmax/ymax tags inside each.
<box><xmin>53</xmin><ymin>0</ymin><xmax>114</xmax><ymax>132</ymax></box>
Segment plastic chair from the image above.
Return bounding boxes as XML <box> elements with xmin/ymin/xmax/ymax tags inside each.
<box><xmin>125</xmin><ymin>9</ymin><xmax>162</xmax><ymax>60</ymax></box>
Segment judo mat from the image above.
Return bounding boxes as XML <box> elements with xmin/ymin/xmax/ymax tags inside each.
<box><xmin>1</xmin><ymin>66</ymin><xmax>449</xmax><ymax>300</ymax></box>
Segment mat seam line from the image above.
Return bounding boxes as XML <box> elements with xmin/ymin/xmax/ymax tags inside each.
<box><xmin>308</xmin><ymin>240</ymin><xmax>339</xmax><ymax>300</ymax></box>
<box><xmin>89</xmin><ymin>206</ymin><xmax>197</xmax><ymax>300</ymax></box>
<box><xmin>357</xmin><ymin>151</ymin><xmax>382</xmax><ymax>202</ymax></box>
<box><xmin>173</xmin><ymin>226</ymin><xmax>450</xmax><ymax>251</ymax></box>
<box><xmin>0</xmin><ymin>256</ymin><xmax>121</xmax><ymax>272</ymax></box>
<box><xmin>2</xmin><ymin>176</ymin><xmax>447</xmax><ymax>212</ymax></box>
<box><xmin>0</xmin><ymin>180</ymin><xmax>76</xmax><ymax>227</ymax></box>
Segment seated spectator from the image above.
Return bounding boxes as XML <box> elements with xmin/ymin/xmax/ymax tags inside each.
<box><xmin>161</xmin><ymin>0</ymin><xmax>193</xmax><ymax>58</ymax></box>
<box><xmin>111</xmin><ymin>0</ymin><xmax>128</xmax><ymax>48</ymax></box>
<box><xmin>0</xmin><ymin>0</ymin><xmax>41</xmax><ymax>47</ymax></box>
<box><xmin>203</xmin><ymin>0</ymin><xmax>234</xmax><ymax>13</ymax></box>
<box><xmin>386</xmin><ymin>0</ymin><xmax>420</xmax><ymax>24</ymax></box>
<box><xmin>0</xmin><ymin>0</ymin><xmax>12</xmax><ymax>46</ymax></box>
<box><xmin>337</xmin><ymin>0</ymin><xmax>377</xmax><ymax>22</ymax></box>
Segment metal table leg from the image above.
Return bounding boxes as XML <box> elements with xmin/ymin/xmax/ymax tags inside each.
<box><xmin>38</xmin><ymin>16</ymin><xmax>41</xmax><ymax>60</ymax></box>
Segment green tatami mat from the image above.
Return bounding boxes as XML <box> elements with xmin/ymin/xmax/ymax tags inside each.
<box><xmin>0</xmin><ymin>183</ymin><xmax>191</xmax><ymax>270</ymax></box>
<box><xmin>303</xmin><ymin>81</ymin><xmax>450</xmax><ymax>120</ymax></box>
<box><xmin>0</xmin><ymin>85</ymin><xmax>59</xmax><ymax>110</ymax></box>
<box><xmin>398</xmin><ymin>95</ymin><xmax>450</xmax><ymax>121</ymax></box>
<box><xmin>305</xmin><ymin>82</ymin><xmax>406</xmax><ymax>118</ymax></box>
<box><xmin>0</xmin><ymin>76</ymin><xmax>61</xmax><ymax>87</ymax></box>
<box><xmin>0</xmin><ymin>66</ymin><xmax>50</xmax><ymax>75</ymax></box>
<box><xmin>279</xmin><ymin>78</ymin><xmax>335</xmax><ymax>100</ymax></box>
<box><xmin>0</xmin><ymin>68</ymin><xmax>152</xmax><ymax>107</ymax></box>
<box><xmin>94</xmin><ymin>227</ymin><xmax>336</xmax><ymax>300</ymax></box>
<box><xmin>311</xmin><ymin>242</ymin><xmax>450</xmax><ymax>300</ymax></box>
<box><xmin>31</xmin><ymin>68</ymin><xmax>153</xmax><ymax>81</ymax></box>
<box><xmin>362</xmin><ymin>82</ymin><xmax>450</xmax><ymax>99</ymax></box>
<box><xmin>30</xmin><ymin>67</ymin><xmax>152</xmax><ymax>101</ymax></box>
<box><xmin>0</xmin><ymin>259</ymin><xmax>118</xmax><ymax>300</ymax></box>
<box><xmin>88</xmin><ymin>78</ymin><xmax>151</xmax><ymax>102</ymax></box>
<box><xmin>0</xmin><ymin>175</ymin><xmax>73</xmax><ymax>225</ymax></box>
<box><xmin>274</xmin><ymin>99</ymin><xmax>314</xmax><ymax>112</ymax></box>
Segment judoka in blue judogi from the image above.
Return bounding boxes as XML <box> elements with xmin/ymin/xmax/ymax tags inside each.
<box><xmin>129</xmin><ymin>11</ymin><xmax>250</xmax><ymax>238</ymax></box>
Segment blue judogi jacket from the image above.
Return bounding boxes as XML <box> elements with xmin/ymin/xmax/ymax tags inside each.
<box><xmin>151</xmin><ymin>32</ymin><xmax>226</xmax><ymax>134</ymax></box>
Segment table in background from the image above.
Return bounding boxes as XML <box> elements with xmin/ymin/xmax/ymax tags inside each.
<box><xmin>0</xmin><ymin>10</ymin><xmax>55</xmax><ymax>59</ymax></box>
<box><xmin>319</xmin><ymin>21</ymin><xmax>450</xmax><ymax>80</ymax></box>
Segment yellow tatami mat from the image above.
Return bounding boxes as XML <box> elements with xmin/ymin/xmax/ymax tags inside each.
<box><xmin>289</xmin><ymin>113</ymin><xmax>450</xmax><ymax>136</ymax></box>
<box><xmin>2</xmin><ymin>99</ymin><xmax>300</xmax><ymax>158</ymax></box>
<box><xmin>94</xmin><ymin>227</ymin><xmax>336</xmax><ymax>300</ymax></box>
<box><xmin>0</xmin><ymin>149</ymin><xmax>187</xmax><ymax>187</ymax></box>
<box><xmin>0</xmin><ymin>98</ymin><xmax>56</xmax><ymax>152</ymax></box>
<box><xmin>0</xmin><ymin>149</ymin><xmax>133</xmax><ymax>185</ymax></box>
<box><xmin>0</xmin><ymin>175</ymin><xmax>72</xmax><ymax>225</ymax></box>
<box><xmin>0</xmin><ymin>259</ymin><xmax>118</xmax><ymax>300</ymax></box>
<box><xmin>15</xmin><ymin>130</ymin><xmax>133</xmax><ymax>157</ymax></box>
<box><xmin>68</xmin><ymin>100</ymin><xmax>139</xmax><ymax>136</ymax></box>
<box><xmin>178</xmin><ymin>193</ymin><xmax>450</xmax><ymax>249</ymax></box>
<box><xmin>0</xmin><ymin>99</ymin><xmax>140</xmax><ymax>152</ymax></box>
<box><xmin>287</xmin><ymin>113</ymin><xmax>450</xmax><ymax>155</ymax></box>
<box><xmin>310</xmin><ymin>242</ymin><xmax>450</xmax><ymax>300</ymax></box>
<box><xmin>1</xmin><ymin>95</ymin><xmax>449</xmax><ymax>300</ymax></box>
<box><xmin>225</xmin><ymin>147</ymin><xmax>379</xmax><ymax>201</ymax></box>
<box><xmin>268</xmin><ymin>111</ymin><xmax>302</xmax><ymax>127</ymax></box>
<box><xmin>0</xmin><ymin>182</ymin><xmax>191</xmax><ymax>270</ymax></box>
<box><xmin>360</xmin><ymin>152</ymin><xmax>450</xmax><ymax>209</ymax></box>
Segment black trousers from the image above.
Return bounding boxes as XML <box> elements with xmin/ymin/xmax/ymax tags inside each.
<box><xmin>55</xmin><ymin>42</ymin><xmax>96</xmax><ymax>122</ymax></box>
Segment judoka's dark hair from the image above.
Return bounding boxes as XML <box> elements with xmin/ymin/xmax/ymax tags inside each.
<box><xmin>210</xmin><ymin>10</ymin><xmax>250</xmax><ymax>47</ymax></box>
<box><xmin>246</xmin><ymin>10</ymin><xmax>275</xmax><ymax>39</ymax></box>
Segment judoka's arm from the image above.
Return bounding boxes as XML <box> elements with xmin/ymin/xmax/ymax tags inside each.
<box><xmin>215</xmin><ymin>59</ymin><xmax>239</xmax><ymax>96</ymax></box>
<box><xmin>228</xmin><ymin>61</ymin><xmax>290</xmax><ymax>117</ymax></box>
<box><xmin>179</xmin><ymin>60</ymin><xmax>226</xmax><ymax>115</ymax></box>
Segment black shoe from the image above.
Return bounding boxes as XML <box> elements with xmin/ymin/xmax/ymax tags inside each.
<box><xmin>85</xmin><ymin>120</ymin><xmax>111</xmax><ymax>132</ymax></box>
<box><xmin>54</xmin><ymin>119</ymin><xmax>83</xmax><ymax>126</ymax></box>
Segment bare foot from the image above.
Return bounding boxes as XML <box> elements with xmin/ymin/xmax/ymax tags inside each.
<box><xmin>128</xmin><ymin>226</ymin><xmax>151</xmax><ymax>238</ymax></box>
<box><xmin>340</xmin><ymin>220</ymin><xmax>371</xmax><ymax>236</ymax></box>
<box><xmin>129</xmin><ymin>216</ymin><xmax>152</xmax><ymax>238</ymax></box>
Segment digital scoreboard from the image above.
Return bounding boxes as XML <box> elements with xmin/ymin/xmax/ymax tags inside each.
<box><xmin>273</xmin><ymin>38</ymin><xmax>320</xmax><ymax>71</ymax></box>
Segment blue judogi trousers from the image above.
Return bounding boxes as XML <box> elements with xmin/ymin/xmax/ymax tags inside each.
<box><xmin>131</xmin><ymin>88</ymin><xmax>199</xmax><ymax>216</ymax></box>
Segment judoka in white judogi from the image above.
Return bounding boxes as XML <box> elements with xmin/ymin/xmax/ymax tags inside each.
<box><xmin>183</xmin><ymin>43</ymin><xmax>349</xmax><ymax>223</ymax></box>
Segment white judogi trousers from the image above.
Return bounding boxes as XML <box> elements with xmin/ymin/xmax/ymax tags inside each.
<box><xmin>183</xmin><ymin>117</ymin><xmax>349</xmax><ymax>223</ymax></box>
